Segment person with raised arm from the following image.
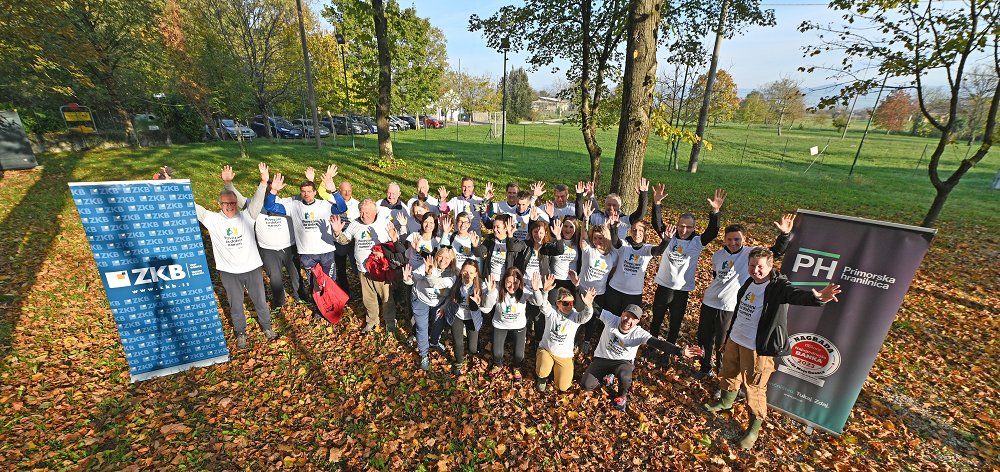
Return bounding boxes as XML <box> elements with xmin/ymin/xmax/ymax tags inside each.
<box><xmin>445</xmin><ymin>177</ymin><xmax>486</xmax><ymax>233</ymax></box>
<box><xmin>406</xmin><ymin>177</ymin><xmax>449</xmax><ymax>215</ymax></box>
<box><xmin>329</xmin><ymin>201</ymin><xmax>400</xmax><ymax>334</ymax></box>
<box><xmin>573</xmin><ymin>208</ymin><xmax>618</xmax><ymax>354</ymax></box>
<box><xmin>703</xmin><ymin>247</ymin><xmax>841</xmax><ymax>449</ymax></box>
<box><xmin>320</xmin><ymin>179</ymin><xmax>359</xmax><ymax>297</ymax></box>
<box><xmin>574</xmin><ymin>179</ymin><xmax>648</xmax><ymax>241</ymax></box>
<box><xmin>580</xmin><ymin>304</ymin><xmax>703</xmax><ymax>411</ymax></box>
<box><xmin>648</xmin><ymin>186</ymin><xmax>724</xmax><ymax>344</ymax></box>
<box><xmin>432</xmin><ymin>260</ymin><xmax>489</xmax><ymax>376</ymax></box>
<box><xmin>480</xmin><ymin>267</ymin><xmax>534</xmax><ymax>382</ymax></box>
<box><xmin>195</xmin><ymin>163</ymin><xmax>275</xmax><ymax>348</ymax></box>
<box><xmin>534</xmin><ymin>273</ymin><xmax>596</xmax><ymax>392</ymax></box>
<box><xmin>439</xmin><ymin>211</ymin><xmax>481</xmax><ymax>269</ymax></box>
<box><xmin>694</xmin><ymin>214</ymin><xmax>793</xmax><ymax>380</ymax></box>
<box><xmin>522</xmin><ymin>218</ymin><xmax>565</xmax><ymax>347</ymax></box>
<box><xmin>402</xmin><ymin>249</ymin><xmax>457</xmax><ymax>371</ymax></box>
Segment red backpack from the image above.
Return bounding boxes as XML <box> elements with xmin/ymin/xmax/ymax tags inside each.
<box><xmin>364</xmin><ymin>242</ymin><xmax>406</xmax><ymax>283</ymax></box>
<box><xmin>311</xmin><ymin>265</ymin><xmax>348</xmax><ymax>324</ymax></box>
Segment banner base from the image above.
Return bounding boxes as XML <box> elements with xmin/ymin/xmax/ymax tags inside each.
<box><xmin>129</xmin><ymin>355</ymin><xmax>229</xmax><ymax>383</ymax></box>
<box><xmin>768</xmin><ymin>403</ymin><xmax>843</xmax><ymax>437</ymax></box>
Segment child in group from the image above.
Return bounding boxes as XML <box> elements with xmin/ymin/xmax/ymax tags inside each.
<box><xmin>432</xmin><ymin>260</ymin><xmax>489</xmax><ymax>376</ymax></box>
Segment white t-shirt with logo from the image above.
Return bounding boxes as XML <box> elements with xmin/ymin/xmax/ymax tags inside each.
<box><xmin>274</xmin><ymin>197</ymin><xmax>337</xmax><ymax>255</ymax></box>
<box><xmin>254</xmin><ymin>213</ymin><xmax>294</xmax><ymax>250</ymax></box>
<box><xmin>447</xmin><ymin>195</ymin><xmax>484</xmax><ymax>232</ymax></box>
<box><xmin>550</xmin><ymin>240</ymin><xmax>579</xmax><ymax>280</ymax></box>
<box><xmin>509</xmin><ymin>212</ymin><xmax>533</xmax><ymax>241</ymax></box>
<box><xmin>523</xmin><ymin>251</ymin><xmax>541</xmax><ymax>289</ymax></box>
<box><xmin>446</xmin><ymin>233</ymin><xmax>479</xmax><ymax>268</ymax></box>
<box><xmin>654</xmin><ymin>235</ymin><xmax>706</xmax><ymax>291</ymax></box>
<box><xmin>342</xmin><ymin>219</ymin><xmax>393</xmax><ymax>273</ymax></box>
<box><xmin>579</xmin><ymin>246</ymin><xmax>617</xmax><ymax>295</ymax></box>
<box><xmin>489</xmin><ymin>240</ymin><xmax>508</xmax><ymax>280</ymax></box>
<box><xmin>538</xmin><ymin>296</ymin><xmax>593</xmax><ymax>358</ymax></box>
<box><xmin>594</xmin><ymin>310</ymin><xmax>653</xmax><ymax>361</ymax></box>
<box><xmin>608</xmin><ymin>244</ymin><xmax>655</xmax><ymax>295</ymax></box>
<box><xmin>702</xmin><ymin>246</ymin><xmax>753</xmax><ymax>311</ymax></box>
<box><xmin>491</xmin><ymin>290</ymin><xmax>531</xmax><ymax>330</ymax></box>
<box><xmin>729</xmin><ymin>280</ymin><xmax>769</xmax><ymax>350</ymax></box>
<box><xmin>408</xmin><ymin>265</ymin><xmax>455</xmax><ymax>307</ymax></box>
<box><xmin>200</xmin><ymin>211</ymin><xmax>263</xmax><ymax>274</ymax></box>
<box><xmin>453</xmin><ymin>282</ymin><xmax>486</xmax><ymax>321</ymax></box>
<box><xmin>406</xmin><ymin>233</ymin><xmax>440</xmax><ymax>272</ymax></box>
<box><xmin>407</xmin><ymin>195</ymin><xmax>441</xmax><ymax>214</ymax></box>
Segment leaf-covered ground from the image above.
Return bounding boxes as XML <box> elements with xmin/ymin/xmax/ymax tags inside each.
<box><xmin>1</xmin><ymin>135</ymin><xmax>998</xmax><ymax>470</ymax></box>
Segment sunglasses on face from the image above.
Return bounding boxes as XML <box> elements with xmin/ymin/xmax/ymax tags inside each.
<box><xmin>558</xmin><ymin>299</ymin><xmax>574</xmax><ymax>307</ymax></box>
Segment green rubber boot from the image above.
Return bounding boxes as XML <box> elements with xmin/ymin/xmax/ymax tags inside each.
<box><xmin>702</xmin><ymin>390</ymin><xmax>738</xmax><ymax>413</ymax></box>
<box><xmin>737</xmin><ymin>417</ymin><xmax>764</xmax><ymax>450</ymax></box>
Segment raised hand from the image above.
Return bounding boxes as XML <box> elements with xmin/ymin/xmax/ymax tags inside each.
<box><xmin>530</xmin><ymin>205</ymin><xmax>539</xmax><ymax>221</ymax></box>
<box><xmin>470</xmin><ymin>286</ymin><xmax>483</xmax><ymax>305</ymax></box>
<box><xmin>304</xmin><ymin>166</ymin><xmax>316</xmax><ymax>182</ymax></box>
<box><xmin>486</xmin><ymin>273</ymin><xmax>496</xmax><ymax>293</ymax></box>
<box><xmin>544</xmin><ymin>201</ymin><xmax>555</xmax><ymax>219</ymax></box>
<box><xmin>321</xmin><ymin>171</ymin><xmax>336</xmax><ymax>192</ymax></box>
<box><xmin>532</xmin><ymin>272</ymin><xmax>542</xmax><ymax>292</ymax></box>
<box><xmin>438</xmin><ymin>185</ymin><xmax>449</xmax><ymax>201</ymax></box>
<box><xmin>483</xmin><ymin>182</ymin><xmax>495</xmax><ymax>201</ymax></box>
<box><xmin>637</xmin><ymin>177</ymin><xmax>649</xmax><ymax>192</ymax></box>
<box><xmin>270</xmin><ymin>173</ymin><xmax>286</xmax><ymax>194</ymax></box>
<box><xmin>328</xmin><ymin>214</ymin><xmax>345</xmax><ymax>234</ymax></box>
<box><xmin>813</xmin><ymin>283</ymin><xmax>842</xmax><ymax>303</ymax></box>
<box><xmin>470</xmin><ymin>231</ymin><xmax>480</xmax><ymax>247</ymax></box>
<box><xmin>584</xmin><ymin>181</ymin><xmax>595</xmax><ymax>196</ymax></box>
<box><xmin>220</xmin><ymin>165</ymin><xmax>235</xmax><ymax>183</ymax></box>
<box><xmin>607</xmin><ymin>207</ymin><xmax>620</xmax><ymax>227</ymax></box>
<box><xmin>552</xmin><ymin>217</ymin><xmax>564</xmax><ymax>239</ymax></box>
<box><xmin>531</xmin><ymin>181</ymin><xmax>546</xmax><ymax>198</ymax></box>
<box><xmin>325</xmin><ymin>164</ymin><xmax>338</xmax><ymax>179</ymax></box>
<box><xmin>440</xmin><ymin>215</ymin><xmax>453</xmax><ymax>235</ymax></box>
<box><xmin>402</xmin><ymin>263</ymin><xmax>413</xmax><ymax>281</ymax></box>
<box><xmin>652</xmin><ymin>183</ymin><xmax>667</xmax><ymax>205</ymax></box>
<box><xmin>568</xmin><ymin>269</ymin><xmax>580</xmax><ymax>287</ymax></box>
<box><xmin>258</xmin><ymin>162</ymin><xmax>269</xmax><ymax>183</ymax></box>
<box><xmin>575</xmin><ymin>181</ymin><xmax>585</xmax><ymax>194</ymax></box>
<box><xmin>663</xmin><ymin>222</ymin><xmax>677</xmax><ymax>239</ymax></box>
<box><xmin>386</xmin><ymin>221</ymin><xmax>399</xmax><ymax>242</ymax></box>
<box><xmin>582</xmin><ymin>199</ymin><xmax>594</xmax><ymax>220</ymax></box>
<box><xmin>581</xmin><ymin>287</ymin><xmax>597</xmax><ymax>306</ymax></box>
<box><xmin>774</xmin><ymin>213</ymin><xmax>796</xmax><ymax>234</ymax></box>
<box><xmin>708</xmin><ymin>188</ymin><xmax>726</xmax><ymax>213</ymax></box>
<box><xmin>543</xmin><ymin>274</ymin><xmax>556</xmax><ymax>293</ymax></box>
<box><xmin>424</xmin><ymin>255</ymin><xmax>435</xmax><ymax>271</ymax></box>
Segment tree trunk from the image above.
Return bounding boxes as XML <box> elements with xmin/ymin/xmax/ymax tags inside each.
<box><xmin>579</xmin><ymin>0</ymin><xmax>603</xmax><ymax>185</ymax></box>
<box><xmin>296</xmin><ymin>0</ymin><xmax>322</xmax><ymax>149</ymax></box>
<box><xmin>776</xmin><ymin>109</ymin><xmax>784</xmax><ymax>136</ymax></box>
<box><xmin>688</xmin><ymin>0</ymin><xmax>730</xmax><ymax>173</ymax></box>
<box><xmin>611</xmin><ymin>0</ymin><xmax>661</xmax><ymax>210</ymax></box>
<box><xmin>921</xmin><ymin>183</ymin><xmax>954</xmax><ymax>228</ymax></box>
<box><xmin>372</xmin><ymin>0</ymin><xmax>395</xmax><ymax>161</ymax></box>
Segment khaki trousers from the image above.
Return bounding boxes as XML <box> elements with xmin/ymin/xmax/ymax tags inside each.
<box><xmin>720</xmin><ymin>341</ymin><xmax>775</xmax><ymax>418</ymax></box>
<box><xmin>535</xmin><ymin>348</ymin><xmax>574</xmax><ymax>392</ymax></box>
<box><xmin>360</xmin><ymin>273</ymin><xmax>392</xmax><ymax>330</ymax></box>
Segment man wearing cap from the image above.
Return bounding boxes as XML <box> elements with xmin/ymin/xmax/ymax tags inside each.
<box><xmin>703</xmin><ymin>247</ymin><xmax>841</xmax><ymax>449</ymax></box>
<box><xmin>580</xmin><ymin>304</ymin><xmax>702</xmax><ymax>411</ymax></box>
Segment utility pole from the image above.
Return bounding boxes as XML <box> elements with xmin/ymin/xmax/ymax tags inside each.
<box><xmin>295</xmin><ymin>0</ymin><xmax>321</xmax><ymax>148</ymax></box>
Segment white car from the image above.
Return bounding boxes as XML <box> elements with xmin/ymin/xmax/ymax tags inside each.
<box><xmin>208</xmin><ymin>119</ymin><xmax>256</xmax><ymax>140</ymax></box>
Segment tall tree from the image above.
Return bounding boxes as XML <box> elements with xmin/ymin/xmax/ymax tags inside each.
<box><xmin>159</xmin><ymin>0</ymin><xmax>219</xmax><ymax>139</ymax></box>
<box><xmin>371</xmin><ymin>0</ymin><xmax>394</xmax><ymax>162</ymax></box>
<box><xmin>736</xmin><ymin>90</ymin><xmax>768</xmax><ymax>124</ymax></box>
<box><xmin>610</xmin><ymin>0</ymin><xmax>662</xmax><ymax>210</ymax></box>
<box><xmin>873</xmin><ymin>89</ymin><xmax>917</xmax><ymax>135</ymax></box>
<box><xmin>960</xmin><ymin>65</ymin><xmax>999</xmax><ymax>144</ymax></box>
<box><xmin>761</xmin><ymin>78</ymin><xmax>805</xmax><ymax>136</ymax></box>
<box><xmin>687</xmin><ymin>0</ymin><xmax>775</xmax><ymax>172</ymax></box>
<box><xmin>686</xmin><ymin>70</ymin><xmax>741</xmax><ymax>125</ymax></box>
<box><xmin>470</xmin><ymin>0</ymin><xmax>628</xmax><ymax>185</ymax></box>
<box><xmin>802</xmin><ymin>0</ymin><xmax>999</xmax><ymax>227</ymax></box>
<box><xmin>206</xmin><ymin>0</ymin><xmax>301</xmax><ymax>137</ymax></box>
<box><xmin>504</xmin><ymin>68</ymin><xmax>535</xmax><ymax>123</ymax></box>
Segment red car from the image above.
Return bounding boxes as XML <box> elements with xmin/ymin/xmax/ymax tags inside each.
<box><xmin>419</xmin><ymin>116</ymin><xmax>445</xmax><ymax>129</ymax></box>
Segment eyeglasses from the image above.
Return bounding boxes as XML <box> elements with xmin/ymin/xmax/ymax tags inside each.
<box><xmin>219</xmin><ymin>201</ymin><xmax>238</xmax><ymax>206</ymax></box>
<box><xmin>558</xmin><ymin>299</ymin><xmax>574</xmax><ymax>307</ymax></box>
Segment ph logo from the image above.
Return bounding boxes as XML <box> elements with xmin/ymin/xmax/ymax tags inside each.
<box><xmin>791</xmin><ymin>248</ymin><xmax>841</xmax><ymax>281</ymax></box>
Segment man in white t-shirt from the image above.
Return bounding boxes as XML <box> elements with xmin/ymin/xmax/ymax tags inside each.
<box><xmin>195</xmin><ymin>163</ymin><xmax>276</xmax><ymax>348</ymax></box>
<box><xmin>703</xmin><ymin>248</ymin><xmax>840</xmax><ymax>449</ymax></box>
<box><xmin>550</xmin><ymin>184</ymin><xmax>576</xmax><ymax>221</ymax></box>
<box><xmin>331</xmin><ymin>200</ymin><xmax>399</xmax><ymax>334</ymax></box>
<box><xmin>406</xmin><ymin>178</ymin><xmax>449</xmax><ymax>215</ymax></box>
<box><xmin>446</xmin><ymin>177</ymin><xmax>486</xmax><ymax>233</ymax></box>
<box><xmin>580</xmin><ymin>304</ymin><xmax>701</xmax><ymax>411</ymax></box>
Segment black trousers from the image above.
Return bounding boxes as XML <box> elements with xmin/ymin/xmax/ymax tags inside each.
<box><xmin>259</xmin><ymin>246</ymin><xmax>307</xmax><ymax>307</ymax></box>
<box><xmin>581</xmin><ymin>357</ymin><xmax>635</xmax><ymax>398</ymax></box>
<box><xmin>651</xmin><ymin>285</ymin><xmax>690</xmax><ymax>343</ymax></box>
<box><xmin>696</xmin><ymin>303</ymin><xmax>734</xmax><ymax>373</ymax></box>
<box><xmin>603</xmin><ymin>286</ymin><xmax>641</xmax><ymax>319</ymax></box>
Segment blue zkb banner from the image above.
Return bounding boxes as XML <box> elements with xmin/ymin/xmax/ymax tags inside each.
<box><xmin>70</xmin><ymin>179</ymin><xmax>229</xmax><ymax>382</ymax></box>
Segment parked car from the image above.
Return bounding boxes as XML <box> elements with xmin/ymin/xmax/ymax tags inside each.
<box><xmin>322</xmin><ymin>116</ymin><xmax>367</xmax><ymax>135</ymax></box>
<box><xmin>206</xmin><ymin>118</ymin><xmax>256</xmax><ymax>140</ymax></box>
<box><xmin>352</xmin><ymin>116</ymin><xmax>376</xmax><ymax>134</ymax></box>
<box><xmin>419</xmin><ymin>115</ymin><xmax>444</xmax><ymax>129</ymax></box>
<box><xmin>250</xmin><ymin>116</ymin><xmax>303</xmax><ymax>139</ymax></box>
<box><xmin>291</xmin><ymin>118</ymin><xmax>331</xmax><ymax>138</ymax></box>
<box><xmin>361</xmin><ymin>116</ymin><xmax>399</xmax><ymax>132</ymax></box>
<box><xmin>399</xmin><ymin>115</ymin><xmax>421</xmax><ymax>130</ymax></box>
<box><xmin>389</xmin><ymin>116</ymin><xmax>410</xmax><ymax>130</ymax></box>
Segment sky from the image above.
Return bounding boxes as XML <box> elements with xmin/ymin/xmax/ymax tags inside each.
<box><xmin>318</xmin><ymin>1</ymin><xmax>979</xmax><ymax>108</ymax></box>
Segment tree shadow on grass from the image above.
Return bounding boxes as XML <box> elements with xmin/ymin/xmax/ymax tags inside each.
<box><xmin>0</xmin><ymin>154</ymin><xmax>81</xmax><ymax>367</ymax></box>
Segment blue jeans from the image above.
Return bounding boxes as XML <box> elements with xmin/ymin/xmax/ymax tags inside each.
<box><xmin>412</xmin><ymin>298</ymin><xmax>433</xmax><ymax>357</ymax></box>
<box><xmin>300</xmin><ymin>252</ymin><xmax>335</xmax><ymax>292</ymax></box>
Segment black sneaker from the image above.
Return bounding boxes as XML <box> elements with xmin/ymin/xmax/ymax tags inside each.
<box><xmin>692</xmin><ymin>370</ymin><xmax>714</xmax><ymax>380</ymax></box>
<box><xmin>451</xmin><ymin>363</ymin><xmax>463</xmax><ymax>376</ymax></box>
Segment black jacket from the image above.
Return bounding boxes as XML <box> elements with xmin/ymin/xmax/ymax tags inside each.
<box><xmin>726</xmin><ymin>271</ymin><xmax>826</xmax><ymax>356</ymax></box>
<box><xmin>473</xmin><ymin>236</ymin><xmax>529</xmax><ymax>274</ymax></box>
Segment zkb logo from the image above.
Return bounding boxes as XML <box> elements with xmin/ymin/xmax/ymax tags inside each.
<box><xmin>104</xmin><ymin>264</ymin><xmax>187</xmax><ymax>288</ymax></box>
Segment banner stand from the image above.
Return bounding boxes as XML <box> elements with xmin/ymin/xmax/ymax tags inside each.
<box><xmin>769</xmin><ymin>404</ymin><xmax>841</xmax><ymax>437</ymax></box>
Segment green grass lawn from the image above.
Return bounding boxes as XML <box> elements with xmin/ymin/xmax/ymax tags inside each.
<box><xmin>1</xmin><ymin>123</ymin><xmax>997</xmax><ymax>469</ymax></box>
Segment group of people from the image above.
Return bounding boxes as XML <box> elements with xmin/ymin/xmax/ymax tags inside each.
<box><xmin>193</xmin><ymin>162</ymin><xmax>840</xmax><ymax>449</ymax></box>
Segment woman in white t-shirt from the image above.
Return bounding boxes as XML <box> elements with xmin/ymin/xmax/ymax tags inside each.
<box><xmin>549</xmin><ymin>215</ymin><xmax>582</xmax><ymax>299</ymax></box>
<box><xmin>433</xmin><ymin>260</ymin><xmax>488</xmax><ymax>376</ymax></box>
<box><xmin>402</xmin><ymin>248</ymin><xmax>457</xmax><ymax>371</ymax></box>
<box><xmin>533</xmin><ymin>273</ymin><xmax>596</xmax><ymax>392</ymax></box>
<box><xmin>440</xmin><ymin>211</ymin><xmax>481</xmax><ymax>270</ymax></box>
<box><xmin>406</xmin><ymin>212</ymin><xmax>441</xmax><ymax>272</ymax></box>
<box><xmin>574</xmin><ymin>220</ymin><xmax>618</xmax><ymax>354</ymax></box>
<box><xmin>604</xmin><ymin>209</ymin><xmax>670</xmax><ymax>317</ymax></box>
<box><xmin>481</xmin><ymin>267</ymin><xmax>537</xmax><ymax>381</ymax></box>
